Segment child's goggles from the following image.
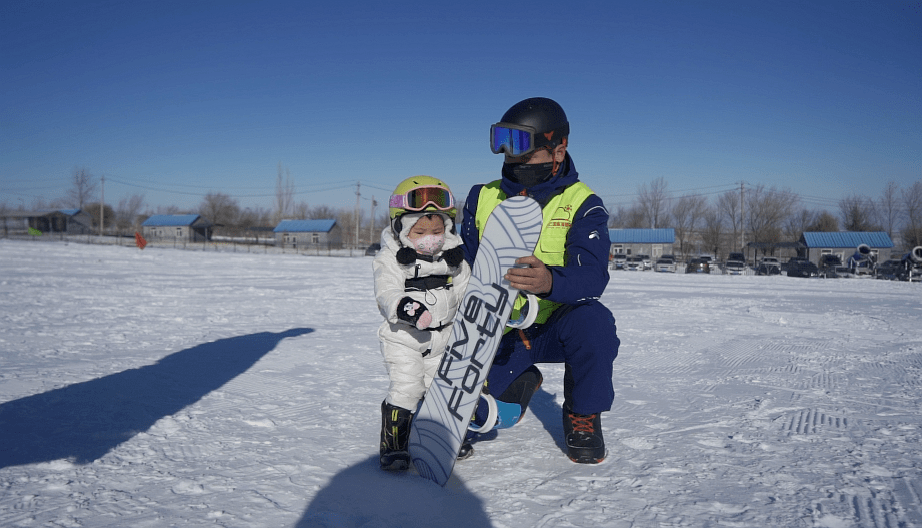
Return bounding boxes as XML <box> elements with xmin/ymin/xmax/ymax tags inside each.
<box><xmin>389</xmin><ymin>186</ymin><xmax>455</xmax><ymax>212</ymax></box>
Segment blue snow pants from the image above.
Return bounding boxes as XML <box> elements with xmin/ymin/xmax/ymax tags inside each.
<box><xmin>488</xmin><ymin>300</ymin><xmax>620</xmax><ymax>416</ymax></box>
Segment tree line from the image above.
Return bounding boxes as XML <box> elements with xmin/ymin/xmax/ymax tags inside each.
<box><xmin>609</xmin><ymin>177</ymin><xmax>921</xmax><ymax>260</ymax></box>
<box><xmin>5</xmin><ymin>167</ymin><xmax>920</xmax><ymax>256</ymax></box>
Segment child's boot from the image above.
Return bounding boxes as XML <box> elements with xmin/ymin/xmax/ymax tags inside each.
<box><xmin>380</xmin><ymin>401</ymin><xmax>412</xmax><ymax>471</ymax></box>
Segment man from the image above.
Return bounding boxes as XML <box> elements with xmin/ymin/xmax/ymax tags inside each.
<box><xmin>460</xmin><ymin>97</ymin><xmax>620</xmax><ymax>464</ymax></box>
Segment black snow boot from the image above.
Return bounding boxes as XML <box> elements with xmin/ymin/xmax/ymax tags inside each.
<box><xmin>497</xmin><ymin>365</ymin><xmax>543</xmax><ymax>424</ymax></box>
<box><xmin>380</xmin><ymin>401</ymin><xmax>412</xmax><ymax>471</ymax></box>
<box><xmin>563</xmin><ymin>409</ymin><xmax>606</xmax><ymax>464</ymax></box>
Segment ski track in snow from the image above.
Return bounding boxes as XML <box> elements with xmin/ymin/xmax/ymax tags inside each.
<box><xmin>1</xmin><ymin>239</ymin><xmax>920</xmax><ymax>527</ymax></box>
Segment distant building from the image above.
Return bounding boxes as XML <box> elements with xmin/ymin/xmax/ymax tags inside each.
<box><xmin>608</xmin><ymin>228</ymin><xmax>675</xmax><ymax>259</ymax></box>
<box><xmin>141</xmin><ymin>214</ymin><xmax>213</xmax><ymax>242</ymax></box>
<box><xmin>273</xmin><ymin>219</ymin><xmax>342</xmax><ymax>249</ymax></box>
<box><xmin>0</xmin><ymin>209</ymin><xmax>94</xmax><ymax>236</ymax></box>
<box><xmin>800</xmin><ymin>231</ymin><xmax>894</xmax><ymax>265</ymax></box>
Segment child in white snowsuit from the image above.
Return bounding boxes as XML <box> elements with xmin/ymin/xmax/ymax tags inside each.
<box><xmin>373</xmin><ymin>176</ymin><xmax>470</xmax><ymax>470</ymax></box>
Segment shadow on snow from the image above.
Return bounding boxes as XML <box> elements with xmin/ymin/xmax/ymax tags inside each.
<box><xmin>297</xmin><ymin>384</ymin><xmax>569</xmax><ymax>527</ymax></box>
<box><xmin>297</xmin><ymin>455</ymin><xmax>492</xmax><ymax>528</ymax></box>
<box><xmin>0</xmin><ymin>328</ymin><xmax>313</xmax><ymax>469</ymax></box>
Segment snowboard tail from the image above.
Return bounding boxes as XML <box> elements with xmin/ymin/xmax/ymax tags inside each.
<box><xmin>409</xmin><ymin>196</ymin><xmax>543</xmax><ymax>486</ymax></box>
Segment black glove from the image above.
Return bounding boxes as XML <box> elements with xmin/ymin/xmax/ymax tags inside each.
<box><xmin>396</xmin><ymin>297</ymin><xmax>432</xmax><ymax>330</ymax></box>
<box><xmin>396</xmin><ymin>247</ymin><xmax>417</xmax><ymax>265</ymax></box>
<box><xmin>442</xmin><ymin>247</ymin><xmax>464</xmax><ymax>268</ymax></box>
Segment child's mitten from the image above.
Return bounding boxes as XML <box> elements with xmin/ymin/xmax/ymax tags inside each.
<box><xmin>442</xmin><ymin>247</ymin><xmax>464</xmax><ymax>268</ymax></box>
<box><xmin>397</xmin><ymin>297</ymin><xmax>432</xmax><ymax>330</ymax></box>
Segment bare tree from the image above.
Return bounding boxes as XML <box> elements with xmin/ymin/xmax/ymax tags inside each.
<box><xmin>275</xmin><ymin>163</ymin><xmax>294</xmax><ymax>223</ymax></box>
<box><xmin>717</xmin><ymin>190</ymin><xmax>742</xmax><ymax>251</ymax></box>
<box><xmin>745</xmin><ymin>185</ymin><xmax>798</xmax><ymax>257</ymax></box>
<box><xmin>807</xmin><ymin>210</ymin><xmax>839</xmax><ymax>232</ymax></box>
<box><xmin>608</xmin><ymin>204</ymin><xmax>645</xmax><ymax>228</ymax></box>
<box><xmin>902</xmin><ymin>180</ymin><xmax>922</xmax><ymax>248</ymax></box>
<box><xmin>200</xmin><ymin>192</ymin><xmax>240</xmax><ymax>232</ymax></box>
<box><xmin>878</xmin><ymin>181</ymin><xmax>901</xmax><ymax>238</ymax></box>
<box><xmin>785</xmin><ymin>208</ymin><xmax>817</xmax><ymax>242</ymax></box>
<box><xmin>637</xmin><ymin>177</ymin><xmax>670</xmax><ymax>228</ymax></box>
<box><xmin>115</xmin><ymin>194</ymin><xmax>146</xmax><ymax>235</ymax></box>
<box><xmin>67</xmin><ymin>167</ymin><xmax>97</xmax><ymax>209</ymax></box>
<box><xmin>839</xmin><ymin>194</ymin><xmax>879</xmax><ymax>231</ymax></box>
<box><xmin>671</xmin><ymin>194</ymin><xmax>707</xmax><ymax>260</ymax></box>
<box><xmin>84</xmin><ymin>202</ymin><xmax>115</xmax><ymax>231</ymax></box>
<box><xmin>293</xmin><ymin>200</ymin><xmax>310</xmax><ymax>220</ymax></box>
<box><xmin>309</xmin><ymin>204</ymin><xmax>339</xmax><ymax>220</ymax></box>
<box><xmin>700</xmin><ymin>205</ymin><xmax>725</xmax><ymax>259</ymax></box>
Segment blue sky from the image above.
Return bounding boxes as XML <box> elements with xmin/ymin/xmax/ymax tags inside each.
<box><xmin>2</xmin><ymin>0</ymin><xmax>920</xmax><ymax>215</ymax></box>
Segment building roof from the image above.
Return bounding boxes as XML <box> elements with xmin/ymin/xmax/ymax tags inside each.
<box><xmin>142</xmin><ymin>214</ymin><xmax>203</xmax><ymax>227</ymax></box>
<box><xmin>608</xmin><ymin>228</ymin><xmax>675</xmax><ymax>244</ymax></box>
<box><xmin>2</xmin><ymin>209</ymin><xmax>86</xmax><ymax>218</ymax></box>
<box><xmin>274</xmin><ymin>219</ymin><xmax>337</xmax><ymax>233</ymax></box>
<box><xmin>801</xmin><ymin>231</ymin><xmax>894</xmax><ymax>249</ymax></box>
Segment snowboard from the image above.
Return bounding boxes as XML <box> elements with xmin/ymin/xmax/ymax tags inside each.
<box><xmin>409</xmin><ymin>195</ymin><xmax>543</xmax><ymax>486</ymax></box>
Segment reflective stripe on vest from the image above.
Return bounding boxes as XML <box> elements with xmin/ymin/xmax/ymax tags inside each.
<box><xmin>474</xmin><ymin>181</ymin><xmax>594</xmax><ymax>327</ymax></box>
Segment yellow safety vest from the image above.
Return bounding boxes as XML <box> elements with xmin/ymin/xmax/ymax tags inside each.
<box><xmin>474</xmin><ymin>181</ymin><xmax>595</xmax><ymax>327</ymax></box>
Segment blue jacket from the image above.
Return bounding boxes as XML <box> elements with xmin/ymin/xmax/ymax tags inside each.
<box><xmin>460</xmin><ymin>153</ymin><xmax>611</xmax><ymax>306</ymax></box>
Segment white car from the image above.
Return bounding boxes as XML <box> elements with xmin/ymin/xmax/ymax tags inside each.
<box><xmin>637</xmin><ymin>254</ymin><xmax>652</xmax><ymax>270</ymax></box>
<box><xmin>611</xmin><ymin>253</ymin><xmax>627</xmax><ymax>270</ymax></box>
<box><xmin>655</xmin><ymin>256</ymin><xmax>676</xmax><ymax>273</ymax></box>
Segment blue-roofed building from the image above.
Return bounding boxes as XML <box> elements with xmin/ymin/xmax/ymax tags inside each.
<box><xmin>0</xmin><ymin>209</ymin><xmax>94</xmax><ymax>236</ymax></box>
<box><xmin>608</xmin><ymin>228</ymin><xmax>675</xmax><ymax>259</ymax></box>
<box><xmin>273</xmin><ymin>219</ymin><xmax>342</xmax><ymax>249</ymax></box>
<box><xmin>141</xmin><ymin>214</ymin><xmax>213</xmax><ymax>242</ymax></box>
<box><xmin>800</xmin><ymin>231</ymin><xmax>895</xmax><ymax>266</ymax></box>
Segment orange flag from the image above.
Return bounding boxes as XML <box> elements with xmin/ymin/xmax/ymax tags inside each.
<box><xmin>134</xmin><ymin>232</ymin><xmax>148</xmax><ymax>250</ymax></box>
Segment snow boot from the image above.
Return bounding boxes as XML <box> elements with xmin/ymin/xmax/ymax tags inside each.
<box><xmin>496</xmin><ymin>365</ymin><xmax>543</xmax><ymax>425</ymax></box>
<box><xmin>457</xmin><ymin>430</ymin><xmax>475</xmax><ymax>460</ymax></box>
<box><xmin>471</xmin><ymin>366</ymin><xmax>544</xmax><ymax>431</ymax></box>
<box><xmin>380</xmin><ymin>401</ymin><xmax>412</xmax><ymax>471</ymax></box>
<box><xmin>563</xmin><ymin>409</ymin><xmax>606</xmax><ymax>464</ymax></box>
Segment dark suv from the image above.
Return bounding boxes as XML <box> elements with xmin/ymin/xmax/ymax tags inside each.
<box><xmin>786</xmin><ymin>257</ymin><xmax>818</xmax><ymax>278</ymax></box>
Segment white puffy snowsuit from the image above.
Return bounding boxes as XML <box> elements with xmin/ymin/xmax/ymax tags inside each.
<box><xmin>373</xmin><ymin>212</ymin><xmax>471</xmax><ymax>412</ymax></box>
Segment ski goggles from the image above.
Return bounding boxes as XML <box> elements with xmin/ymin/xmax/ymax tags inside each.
<box><xmin>389</xmin><ymin>186</ymin><xmax>455</xmax><ymax>212</ymax></box>
<box><xmin>490</xmin><ymin>123</ymin><xmax>538</xmax><ymax>157</ymax></box>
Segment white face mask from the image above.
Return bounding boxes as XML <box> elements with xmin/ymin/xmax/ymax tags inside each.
<box><xmin>412</xmin><ymin>234</ymin><xmax>445</xmax><ymax>256</ymax></box>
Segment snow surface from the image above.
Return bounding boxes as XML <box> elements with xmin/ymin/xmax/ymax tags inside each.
<box><xmin>1</xmin><ymin>239</ymin><xmax>921</xmax><ymax>527</ymax></box>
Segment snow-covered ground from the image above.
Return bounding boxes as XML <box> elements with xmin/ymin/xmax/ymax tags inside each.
<box><xmin>1</xmin><ymin>239</ymin><xmax>920</xmax><ymax>527</ymax></box>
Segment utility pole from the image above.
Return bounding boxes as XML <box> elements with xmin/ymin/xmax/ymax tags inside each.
<box><xmin>354</xmin><ymin>182</ymin><xmax>361</xmax><ymax>249</ymax></box>
<box><xmin>739</xmin><ymin>181</ymin><xmax>744</xmax><ymax>255</ymax></box>
<box><xmin>100</xmin><ymin>175</ymin><xmax>105</xmax><ymax>237</ymax></box>
<box><xmin>369</xmin><ymin>196</ymin><xmax>377</xmax><ymax>245</ymax></box>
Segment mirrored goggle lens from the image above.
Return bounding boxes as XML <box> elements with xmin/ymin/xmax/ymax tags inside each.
<box><xmin>491</xmin><ymin>125</ymin><xmax>532</xmax><ymax>156</ymax></box>
<box><xmin>406</xmin><ymin>187</ymin><xmax>453</xmax><ymax>210</ymax></box>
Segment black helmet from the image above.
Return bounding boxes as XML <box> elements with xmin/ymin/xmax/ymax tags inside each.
<box><xmin>498</xmin><ymin>97</ymin><xmax>569</xmax><ymax>150</ymax></box>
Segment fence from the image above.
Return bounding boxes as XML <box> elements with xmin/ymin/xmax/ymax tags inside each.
<box><xmin>0</xmin><ymin>233</ymin><xmax>372</xmax><ymax>257</ymax></box>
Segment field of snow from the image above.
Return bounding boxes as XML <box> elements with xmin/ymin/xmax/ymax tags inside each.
<box><xmin>1</xmin><ymin>238</ymin><xmax>920</xmax><ymax>527</ymax></box>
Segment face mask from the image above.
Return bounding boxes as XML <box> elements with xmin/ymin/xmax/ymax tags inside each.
<box><xmin>412</xmin><ymin>234</ymin><xmax>445</xmax><ymax>256</ymax></box>
<box><xmin>502</xmin><ymin>161</ymin><xmax>555</xmax><ymax>188</ymax></box>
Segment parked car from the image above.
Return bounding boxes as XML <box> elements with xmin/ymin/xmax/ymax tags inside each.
<box><xmin>625</xmin><ymin>256</ymin><xmax>643</xmax><ymax>271</ymax></box>
<box><xmin>756</xmin><ymin>257</ymin><xmax>781</xmax><ymax>276</ymax></box>
<box><xmin>875</xmin><ymin>259</ymin><xmax>903</xmax><ymax>280</ymax></box>
<box><xmin>786</xmin><ymin>257</ymin><xmax>818</xmax><ymax>278</ymax></box>
<box><xmin>364</xmin><ymin>243</ymin><xmax>381</xmax><ymax>256</ymax></box>
<box><xmin>819</xmin><ymin>254</ymin><xmax>843</xmax><ymax>278</ymax></box>
<box><xmin>611</xmin><ymin>253</ymin><xmax>627</xmax><ymax>270</ymax></box>
<box><xmin>724</xmin><ymin>252</ymin><xmax>746</xmax><ymax>275</ymax></box>
<box><xmin>685</xmin><ymin>258</ymin><xmax>710</xmax><ymax>274</ymax></box>
<box><xmin>637</xmin><ymin>254</ymin><xmax>652</xmax><ymax>270</ymax></box>
<box><xmin>655</xmin><ymin>255</ymin><xmax>676</xmax><ymax>273</ymax></box>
